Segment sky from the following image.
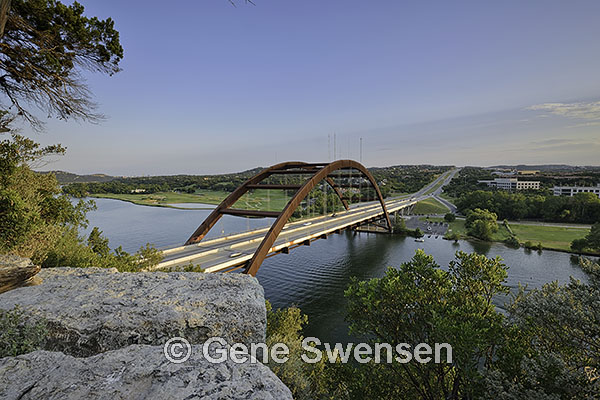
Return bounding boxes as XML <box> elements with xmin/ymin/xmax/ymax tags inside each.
<box><xmin>23</xmin><ymin>0</ymin><xmax>600</xmax><ymax>175</ymax></box>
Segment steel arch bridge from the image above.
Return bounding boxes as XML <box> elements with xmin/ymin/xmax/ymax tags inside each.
<box><xmin>185</xmin><ymin>160</ymin><xmax>391</xmax><ymax>276</ymax></box>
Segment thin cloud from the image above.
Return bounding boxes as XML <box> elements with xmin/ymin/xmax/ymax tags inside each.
<box><xmin>568</xmin><ymin>121</ymin><xmax>600</xmax><ymax>128</ymax></box>
<box><xmin>527</xmin><ymin>138</ymin><xmax>600</xmax><ymax>151</ymax></box>
<box><xmin>526</xmin><ymin>101</ymin><xmax>600</xmax><ymax>120</ymax></box>
<box><xmin>528</xmin><ymin>138</ymin><xmax>573</xmax><ymax>146</ymax></box>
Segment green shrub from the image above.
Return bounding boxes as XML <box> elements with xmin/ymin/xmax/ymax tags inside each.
<box><xmin>465</xmin><ymin>208</ymin><xmax>498</xmax><ymax>241</ymax></box>
<box><xmin>524</xmin><ymin>241</ymin><xmax>543</xmax><ymax>251</ymax></box>
<box><xmin>0</xmin><ymin>306</ymin><xmax>47</xmax><ymax>357</ymax></box>
<box><xmin>444</xmin><ymin>212</ymin><xmax>456</xmax><ymax>222</ymax></box>
<box><xmin>393</xmin><ymin>216</ymin><xmax>407</xmax><ymax>233</ymax></box>
<box><xmin>266</xmin><ymin>301</ymin><xmax>327</xmax><ymax>400</ymax></box>
<box><xmin>42</xmin><ymin>227</ymin><xmax>162</xmax><ymax>272</ymax></box>
<box><xmin>504</xmin><ymin>235</ymin><xmax>520</xmax><ymax>248</ymax></box>
<box><xmin>444</xmin><ymin>231</ymin><xmax>460</xmax><ymax>241</ymax></box>
<box><xmin>570</xmin><ymin>238</ymin><xmax>588</xmax><ymax>253</ymax></box>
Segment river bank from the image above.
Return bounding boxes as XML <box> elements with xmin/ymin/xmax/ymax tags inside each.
<box><xmin>420</xmin><ymin>216</ymin><xmax>597</xmax><ymax>256</ymax></box>
<box><xmin>80</xmin><ymin>197</ymin><xmax>596</xmax><ymax>344</ymax></box>
<box><xmin>90</xmin><ymin>191</ymin><xmax>225</xmax><ymax>209</ymax></box>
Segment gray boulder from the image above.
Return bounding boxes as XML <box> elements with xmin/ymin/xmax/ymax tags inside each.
<box><xmin>0</xmin><ymin>344</ymin><xmax>293</xmax><ymax>400</ymax></box>
<box><xmin>0</xmin><ymin>268</ymin><xmax>266</xmax><ymax>357</ymax></box>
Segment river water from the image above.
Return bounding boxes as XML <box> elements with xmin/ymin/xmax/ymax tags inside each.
<box><xmin>83</xmin><ymin>198</ymin><xmax>592</xmax><ymax>344</ymax></box>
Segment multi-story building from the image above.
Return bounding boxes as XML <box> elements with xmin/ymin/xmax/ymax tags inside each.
<box><xmin>478</xmin><ymin>178</ymin><xmax>540</xmax><ymax>191</ymax></box>
<box><xmin>518</xmin><ymin>170</ymin><xmax>540</xmax><ymax>176</ymax></box>
<box><xmin>516</xmin><ymin>180</ymin><xmax>540</xmax><ymax>190</ymax></box>
<box><xmin>553</xmin><ymin>184</ymin><xmax>600</xmax><ymax>198</ymax></box>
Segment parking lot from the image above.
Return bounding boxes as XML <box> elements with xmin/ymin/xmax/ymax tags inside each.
<box><xmin>403</xmin><ymin>215</ymin><xmax>449</xmax><ymax>237</ymax></box>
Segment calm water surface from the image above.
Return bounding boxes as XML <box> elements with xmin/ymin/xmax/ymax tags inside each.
<box><xmin>84</xmin><ymin>198</ymin><xmax>593</xmax><ymax>343</ymax></box>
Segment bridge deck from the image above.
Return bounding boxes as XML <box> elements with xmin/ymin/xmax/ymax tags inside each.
<box><xmin>153</xmin><ymin>169</ymin><xmax>458</xmax><ymax>273</ymax></box>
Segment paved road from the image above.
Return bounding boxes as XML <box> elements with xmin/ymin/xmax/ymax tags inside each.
<box><xmin>430</xmin><ymin>168</ymin><xmax>459</xmax><ymax>214</ymax></box>
<box><xmin>156</xmin><ymin>169</ymin><xmax>458</xmax><ymax>272</ymax></box>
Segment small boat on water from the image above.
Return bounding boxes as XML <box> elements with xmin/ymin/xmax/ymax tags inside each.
<box><xmin>415</xmin><ymin>238</ymin><xmax>425</xmax><ymax>242</ymax></box>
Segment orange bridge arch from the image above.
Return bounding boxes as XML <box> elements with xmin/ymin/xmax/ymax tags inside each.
<box><xmin>185</xmin><ymin>160</ymin><xmax>391</xmax><ymax>276</ymax></box>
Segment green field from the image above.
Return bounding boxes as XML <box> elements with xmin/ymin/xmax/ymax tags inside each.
<box><xmin>92</xmin><ymin>191</ymin><xmax>228</xmax><ymax>208</ymax></box>
<box><xmin>436</xmin><ymin>217</ymin><xmax>591</xmax><ymax>253</ymax></box>
<box><xmin>92</xmin><ymin>189</ymin><xmax>305</xmax><ymax>212</ymax></box>
<box><xmin>508</xmin><ymin>223</ymin><xmax>590</xmax><ymax>252</ymax></box>
<box><xmin>412</xmin><ymin>197</ymin><xmax>450</xmax><ymax>215</ymax></box>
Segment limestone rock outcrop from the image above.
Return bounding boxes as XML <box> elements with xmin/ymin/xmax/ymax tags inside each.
<box><xmin>0</xmin><ymin>344</ymin><xmax>293</xmax><ymax>400</ymax></box>
<box><xmin>0</xmin><ymin>254</ymin><xmax>41</xmax><ymax>294</ymax></box>
<box><xmin>0</xmin><ymin>267</ymin><xmax>266</xmax><ymax>357</ymax></box>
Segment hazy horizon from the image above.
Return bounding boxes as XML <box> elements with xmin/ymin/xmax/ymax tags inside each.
<box><xmin>22</xmin><ymin>0</ymin><xmax>600</xmax><ymax>175</ymax></box>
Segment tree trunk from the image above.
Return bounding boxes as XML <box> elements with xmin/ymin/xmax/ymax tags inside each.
<box><xmin>0</xmin><ymin>0</ymin><xmax>11</xmax><ymax>38</ymax></box>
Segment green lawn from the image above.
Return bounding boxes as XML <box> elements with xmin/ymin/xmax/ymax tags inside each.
<box><xmin>490</xmin><ymin>224</ymin><xmax>512</xmax><ymax>242</ymax></box>
<box><xmin>508</xmin><ymin>223</ymin><xmax>590</xmax><ymax>252</ymax></box>
<box><xmin>92</xmin><ymin>190</ymin><xmax>229</xmax><ymax>208</ymax></box>
<box><xmin>439</xmin><ymin>192</ymin><xmax>457</xmax><ymax>204</ymax></box>
<box><xmin>421</xmin><ymin>216</ymin><xmax>445</xmax><ymax>223</ymax></box>
<box><xmin>92</xmin><ymin>189</ymin><xmax>302</xmax><ymax>211</ymax></box>
<box><xmin>412</xmin><ymin>197</ymin><xmax>450</xmax><ymax>215</ymax></box>
<box><xmin>439</xmin><ymin>218</ymin><xmax>591</xmax><ymax>252</ymax></box>
<box><xmin>446</xmin><ymin>218</ymin><xmax>467</xmax><ymax>237</ymax></box>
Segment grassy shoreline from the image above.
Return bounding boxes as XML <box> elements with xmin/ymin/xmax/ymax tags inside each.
<box><xmin>89</xmin><ymin>189</ymin><xmax>292</xmax><ymax>211</ymax></box>
<box><xmin>90</xmin><ymin>192</ymin><xmax>224</xmax><ymax>209</ymax></box>
<box><xmin>93</xmin><ymin>191</ymin><xmax>597</xmax><ymax>256</ymax></box>
<box><xmin>428</xmin><ymin>216</ymin><xmax>596</xmax><ymax>255</ymax></box>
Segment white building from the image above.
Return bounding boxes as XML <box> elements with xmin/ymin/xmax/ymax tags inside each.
<box><xmin>553</xmin><ymin>184</ymin><xmax>600</xmax><ymax>198</ymax></box>
<box><xmin>478</xmin><ymin>178</ymin><xmax>540</xmax><ymax>191</ymax></box>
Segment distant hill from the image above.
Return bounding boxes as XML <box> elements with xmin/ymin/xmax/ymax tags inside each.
<box><xmin>38</xmin><ymin>170</ymin><xmax>116</xmax><ymax>184</ymax></box>
<box><xmin>487</xmin><ymin>164</ymin><xmax>600</xmax><ymax>172</ymax></box>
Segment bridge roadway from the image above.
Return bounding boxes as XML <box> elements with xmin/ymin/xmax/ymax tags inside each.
<box><xmin>155</xmin><ymin>169</ymin><xmax>457</xmax><ymax>273</ymax></box>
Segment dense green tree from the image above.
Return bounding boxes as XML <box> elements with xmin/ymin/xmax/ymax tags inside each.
<box><xmin>465</xmin><ymin>208</ymin><xmax>498</xmax><ymax>241</ymax></box>
<box><xmin>344</xmin><ymin>250</ymin><xmax>509</xmax><ymax>399</ymax></box>
<box><xmin>570</xmin><ymin>238</ymin><xmax>589</xmax><ymax>253</ymax></box>
<box><xmin>0</xmin><ymin>0</ymin><xmax>123</xmax><ymax>128</ymax></box>
<box><xmin>393</xmin><ymin>216</ymin><xmax>407</xmax><ymax>232</ymax></box>
<box><xmin>87</xmin><ymin>226</ymin><xmax>110</xmax><ymax>257</ymax></box>
<box><xmin>0</xmin><ymin>129</ymin><xmax>92</xmax><ymax>261</ymax></box>
<box><xmin>584</xmin><ymin>223</ymin><xmax>600</xmax><ymax>250</ymax></box>
<box><xmin>444</xmin><ymin>212</ymin><xmax>456</xmax><ymax>222</ymax></box>
<box><xmin>486</xmin><ymin>258</ymin><xmax>600</xmax><ymax>398</ymax></box>
<box><xmin>262</xmin><ymin>251</ymin><xmax>600</xmax><ymax>399</ymax></box>
<box><xmin>264</xmin><ymin>301</ymin><xmax>349</xmax><ymax>400</ymax></box>
<box><xmin>570</xmin><ymin>222</ymin><xmax>600</xmax><ymax>253</ymax></box>
<box><xmin>0</xmin><ymin>123</ymin><xmax>161</xmax><ymax>270</ymax></box>
<box><xmin>457</xmin><ymin>190</ymin><xmax>600</xmax><ymax>224</ymax></box>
